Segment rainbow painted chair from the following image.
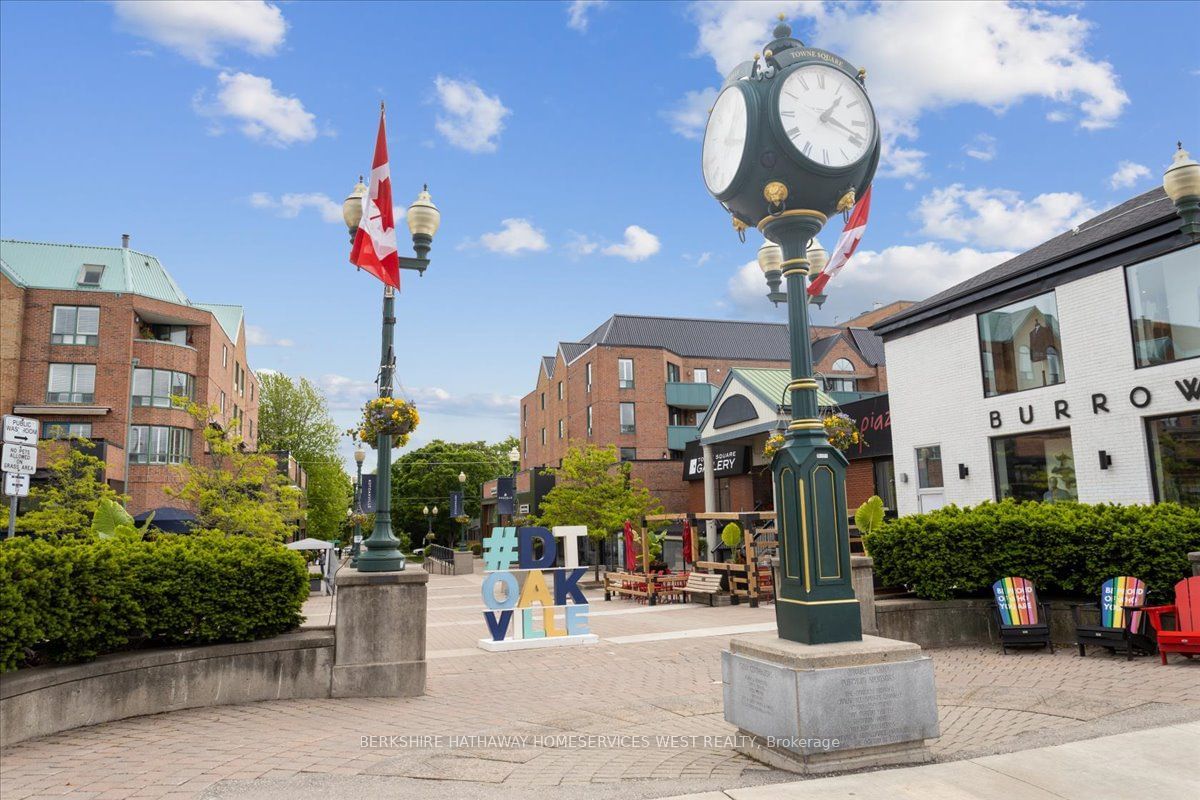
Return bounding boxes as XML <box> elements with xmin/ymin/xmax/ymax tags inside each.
<box><xmin>992</xmin><ymin>577</ymin><xmax>1054</xmax><ymax>654</ymax></box>
<box><xmin>1071</xmin><ymin>576</ymin><xmax>1155</xmax><ymax>660</ymax></box>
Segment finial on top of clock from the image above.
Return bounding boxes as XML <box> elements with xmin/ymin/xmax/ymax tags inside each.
<box><xmin>773</xmin><ymin>15</ymin><xmax>791</xmax><ymax>38</ymax></box>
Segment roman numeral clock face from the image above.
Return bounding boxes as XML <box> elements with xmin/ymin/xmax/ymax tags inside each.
<box><xmin>701</xmin><ymin>85</ymin><xmax>748</xmax><ymax>196</ymax></box>
<box><xmin>777</xmin><ymin>64</ymin><xmax>874</xmax><ymax>169</ymax></box>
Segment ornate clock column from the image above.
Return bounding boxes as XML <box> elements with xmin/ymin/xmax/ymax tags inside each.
<box><xmin>765</xmin><ymin>211</ymin><xmax>862</xmax><ymax>644</ymax></box>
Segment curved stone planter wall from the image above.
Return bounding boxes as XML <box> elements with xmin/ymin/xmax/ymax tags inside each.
<box><xmin>875</xmin><ymin>598</ymin><xmax>1090</xmax><ymax>649</ymax></box>
<box><xmin>0</xmin><ymin>628</ymin><xmax>334</xmax><ymax>748</ymax></box>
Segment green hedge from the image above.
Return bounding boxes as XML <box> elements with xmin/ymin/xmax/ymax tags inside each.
<box><xmin>0</xmin><ymin>535</ymin><xmax>309</xmax><ymax>672</ymax></box>
<box><xmin>862</xmin><ymin>500</ymin><xmax>1200</xmax><ymax>603</ymax></box>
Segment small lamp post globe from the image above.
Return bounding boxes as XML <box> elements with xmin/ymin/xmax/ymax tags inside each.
<box><xmin>1164</xmin><ymin>142</ymin><xmax>1200</xmax><ymax>239</ymax></box>
<box><xmin>758</xmin><ymin>240</ymin><xmax>785</xmax><ymax>305</ymax></box>
<box><xmin>806</xmin><ymin>239</ymin><xmax>829</xmax><ymax>309</ymax></box>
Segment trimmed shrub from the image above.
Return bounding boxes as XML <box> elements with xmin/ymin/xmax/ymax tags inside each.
<box><xmin>862</xmin><ymin>500</ymin><xmax>1200</xmax><ymax>603</ymax></box>
<box><xmin>0</xmin><ymin>535</ymin><xmax>309</xmax><ymax>672</ymax></box>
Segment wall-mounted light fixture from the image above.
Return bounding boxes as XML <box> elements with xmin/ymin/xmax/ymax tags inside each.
<box><xmin>900</xmin><ymin>473</ymin><xmax>909</xmax><ymax>484</ymax></box>
<box><xmin>958</xmin><ymin>464</ymin><xmax>969</xmax><ymax>479</ymax></box>
<box><xmin>1099</xmin><ymin>450</ymin><xmax>1113</xmax><ymax>470</ymax></box>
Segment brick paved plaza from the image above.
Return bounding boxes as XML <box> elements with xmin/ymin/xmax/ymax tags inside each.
<box><xmin>2</xmin><ymin>569</ymin><xmax>1198</xmax><ymax>800</ymax></box>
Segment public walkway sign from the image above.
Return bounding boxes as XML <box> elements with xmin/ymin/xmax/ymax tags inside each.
<box><xmin>3</xmin><ymin>414</ymin><xmax>38</xmax><ymax>445</ymax></box>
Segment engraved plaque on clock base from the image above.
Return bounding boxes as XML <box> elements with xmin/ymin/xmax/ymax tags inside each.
<box><xmin>722</xmin><ymin>631</ymin><xmax>939</xmax><ymax>775</ymax></box>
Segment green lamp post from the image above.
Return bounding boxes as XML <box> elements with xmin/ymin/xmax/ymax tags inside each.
<box><xmin>457</xmin><ymin>470</ymin><xmax>468</xmax><ymax>549</ymax></box>
<box><xmin>702</xmin><ymin>17</ymin><xmax>880</xmax><ymax>644</ymax></box>
<box><xmin>342</xmin><ymin>180</ymin><xmax>441</xmax><ymax>572</ymax></box>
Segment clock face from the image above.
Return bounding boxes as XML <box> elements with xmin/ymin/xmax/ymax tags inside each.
<box><xmin>702</xmin><ymin>86</ymin><xmax>748</xmax><ymax>195</ymax></box>
<box><xmin>776</xmin><ymin>64</ymin><xmax>874</xmax><ymax>169</ymax></box>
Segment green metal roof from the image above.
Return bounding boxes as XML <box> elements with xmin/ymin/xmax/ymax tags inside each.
<box><xmin>733</xmin><ymin>367</ymin><xmax>836</xmax><ymax>410</ymax></box>
<box><xmin>1</xmin><ymin>239</ymin><xmax>245</xmax><ymax>343</ymax></box>
<box><xmin>193</xmin><ymin>302</ymin><xmax>243</xmax><ymax>342</ymax></box>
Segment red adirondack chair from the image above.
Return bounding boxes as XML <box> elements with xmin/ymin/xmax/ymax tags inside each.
<box><xmin>1141</xmin><ymin>576</ymin><xmax>1200</xmax><ymax>665</ymax></box>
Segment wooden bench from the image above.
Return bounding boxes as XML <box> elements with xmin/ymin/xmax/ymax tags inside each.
<box><xmin>685</xmin><ymin>572</ymin><xmax>724</xmax><ymax>605</ymax></box>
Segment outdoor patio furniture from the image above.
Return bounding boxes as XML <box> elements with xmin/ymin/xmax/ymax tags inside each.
<box><xmin>1072</xmin><ymin>576</ymin><xmax>1154</xmax><ymax>659</ymax></box>
<box><xmin>684</xmin><ymin>571</ymin><xmax>723</xmax><ymax>605</ymax></box>
<box><xmin>992</xmin><ymin>577</ymin><xmax>1054</xmax><ymax>654</ymax></box>
<box><xmin>1141</xmin><ymin>576</ymin><xmax>1200</xmax><ymax>665</ymax></box>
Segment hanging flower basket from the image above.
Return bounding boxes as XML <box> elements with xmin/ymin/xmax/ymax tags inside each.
<box><xmin>823</xmin><ymin>412</ymin><xmax>862</xmax><ymax>452</ymax></box>
<box><xmin>763</xmin><ymin>433</ymin><xmax>785</xmax><ymax>459</ymax></box>
<box><xmin>351</xmin><ymin>397</ymin><xmax>419</xmax><ymax>449</ymax></box>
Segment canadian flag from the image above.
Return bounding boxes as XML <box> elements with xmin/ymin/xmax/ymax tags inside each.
<box><xmin>807</xmin><ymin>186</ymin><xmax>872</xmax><ymax>297</ymax></box>
<box><xmin>349</xmin><ymin>106</ymin><xmax>399</xmax><ymax>288</ymax></box>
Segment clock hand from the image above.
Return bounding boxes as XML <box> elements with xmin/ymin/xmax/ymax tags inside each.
<box><xmin>824</xmin><ymin>115</ymin><xmax>860</xmax><ymax>138</ymax></box>
<box><xmin>819</xmin><ymin>96</ymin><xmax>843</xmax><ymax>123</ymax></box>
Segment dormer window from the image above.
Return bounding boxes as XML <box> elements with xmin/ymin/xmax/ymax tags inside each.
<box><xmin>77</xmin><ymin>264</ymin><xmax>104</xmax><ymax>286</ymax></box>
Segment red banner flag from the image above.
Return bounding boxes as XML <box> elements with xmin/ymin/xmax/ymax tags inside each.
<box><xmin>807</xmin><ymin>185</ymin><xmax>871</xmax><ymax>297</ymax></box>
<box><xmin>349</xmin><ymin>106</ymin><xmax>400</xmax><ymax>288</ymax></box>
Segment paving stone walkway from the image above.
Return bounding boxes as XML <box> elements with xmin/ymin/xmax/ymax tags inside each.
<box><xmin>2</xmin><ymin>568</ymin><xmax>1197</xmax><ymax>800</ymax></box>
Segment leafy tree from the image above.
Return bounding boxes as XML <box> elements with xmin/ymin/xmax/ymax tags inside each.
<box><xmin>256</xmin><ymin>371</ymin><xmax>351</xmax><ymax>538</ymax></box>
<box><xmin>535</xmin><ymin>443</ymin><xmax>664</xmax><ymax>580</ymax></box>
<box><xmin>15</xmin><ymin>439</ymin><xmax>125</xmax><ymax>539</ymax></box>
<box><xmin>390</xmin><ymin>437</ymin><xmax>518</xmax><ymax>547</ymax></box>
<box><xmin>167</xmin><ymin>400</ymin><xmax>302</xmax><ymax>540</ymax></box>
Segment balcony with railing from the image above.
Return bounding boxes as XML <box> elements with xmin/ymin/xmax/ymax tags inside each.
<box><xmin>665</xmin><ymin>381</ymin><xmax>718</xmax><ymax>410</ymax></box>
<box><xmin>667</xmin><ymin>424</ymin><xmax>700</xmax><ymax>452</ymax></box>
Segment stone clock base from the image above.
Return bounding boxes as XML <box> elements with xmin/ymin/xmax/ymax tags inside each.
<box><xmin>722</xmin><ymin>631</ymin><xmax>939</xmax><ymax>775</ymax></box>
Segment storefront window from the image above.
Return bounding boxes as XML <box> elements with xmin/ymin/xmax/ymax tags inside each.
<box><xmin>1126</xmin><ymin>249</ymin><xmax>1200</xmax><ymax>368</ymax></box>
<box><xmin>991</xmin><ymin>428</ymin><xmax>1076</xmax><ymax>502</ymax></box>
<box><xmin>1147</xmin><ymin>412</ymin><xmax>1200</xmax><ymax>508</ymax></box>
<box><xmin>978</xmin><ymin>291</ymin><xmax>1065</xmax><ymax>397</ymax></box>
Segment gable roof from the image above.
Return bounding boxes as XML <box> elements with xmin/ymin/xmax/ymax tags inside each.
<box><xmin>848</xmin><ymin>328</ymin><xmax>886</xmax><ymax>366</ymax></box>
<box><xmin>558</xmin><ymin>341</ymin><xmax>592</xmax><ymax>364</ymax></box>
<box><xmin>541</xmin><ymin>356</ymin><xmax>556</xmax><ymax>379</ymax></box>
<box><xmin>0</xmin><ymin>239</ymin><xmax>190</xmax><ymax>305</ymax></box>
<box><xmin>580</xmin><ymin>314</ymin><xmax>790</xmax><ymax>360</ymax></box>
<box><xmin>874</xmin><ymin>188</ymin><xmax>1182</xmax><ymax>339</ymax></box>
<box><xmin>811</xmin><ymin>333</ymin><xmax>844</xmax><ymax>365</ymax></box>
<box><xmin>734</xmin><ymin>367</ymin><xmax>835</xmax><ymax>410</ymax></box>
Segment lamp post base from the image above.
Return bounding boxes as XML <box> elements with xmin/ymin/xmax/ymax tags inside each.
<box><xmin>356</xmin><ymin>547</ymin><xmax>406</xmax><ymax>573</ymax></box>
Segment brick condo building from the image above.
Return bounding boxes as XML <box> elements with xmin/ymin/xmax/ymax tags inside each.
<box><xmin>495</xmin><ymin>306</ymin><xmax>911</xmax><ymax>524</ymax></box>
<box><xmin>1</xmin><ymin>237</ymin><xmax>267</xmax><ymax>515</ymax></box>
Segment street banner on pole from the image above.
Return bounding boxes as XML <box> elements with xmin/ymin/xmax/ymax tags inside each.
<box><xmin>450</xmin><ymin>491</ymin><xmax>464</xmax><ymax>518</ymax></box>
<box><xmin>497</xmin><ymin>477</ymin><xmax>515</xmax><ymax>516</ymax></box>
<box><xmin>358</xmin><ymin>474</ymin><xmax>377</xmax><ymax>513</ymax></box>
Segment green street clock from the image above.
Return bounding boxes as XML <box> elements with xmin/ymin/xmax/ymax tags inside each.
<box><xmin>702</xmin><ymin>19</ymin><xmax>881</xmax><ymax>645</ymax></box>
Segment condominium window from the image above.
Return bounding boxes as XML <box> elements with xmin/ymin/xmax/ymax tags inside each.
<box><xmin>222</xmin><ymin>345</ymin><xmax>228</xmax><ymax>368</ymax></box>
<box><xmin>618</xmin><ymin>358</ymin><xmax>634</xmax><ymax>389</ymax></box>
<box><xmin>76</xmin><ymin>264</ymin><xmax>104</xmax><ymax>286</ymax></box>
<box><xmin>694</xmin><ymin>368</ymin><xmax>708</xmax><ymax>384</ymax></box>
<box><xmin>831</xmin><ymin>358</ymin><xmax>854</xmax><ymax>372</ymax></box>
<box><xmin>51</xmin><ymin>306</ymin><xmax>99</xmax><ymax>345</ymax></box>
<box><xmin>992</xmin><ymin>428</ymin><xmax>1076</xmax><ymax>502</ymax></box>
<box><xmin>540</xmin><ymin>393</ymin><xmax>545</xmax><ymax>409</ymax></box>
<box><xmin>557</xmin><ymin>381</ymin><xmax>563</xmax><ymax>401</ymax></box>
<box><xmin>219</xmin><ymin>390</ymin><xmax>226</xmax><ymax>414</ymax></box>
<box><xmin>619</xmin><ymin>402</ymin><xmax>636</xmax><ymax>434</ymax></box>
<box><xmin>667</xmin><ymin>363</ymin><xmax>681</xmax><ymax>382</ymax></box>
<box><xmin>1126</xmin><ymin>249</ymin><xmax>1200</xmax><ymax>368</ymax></box>
<box><xmin>558</xmin><ymin>419</ymin><xmax>564</xmax><ymax>439</ymax></box>
<box><xmin>978</xmin><ymin>291</ymin><xmax>1065</xmax><ymax>397</ymax></box>
<box><xmin>1146</xmin><ymin>412</ymin><xmax>1200</xmax><ymax>508</ymax></box>
<box><xmin>586</xmin><ymin>405</ymin><xmax>593</xmax><ymax>436</ymax></box>
<box><xmin>46</xmin><ymin>363</ymin><xmax>96</xmax><ymax>403</ymax></box>
<box><xmin>132</xmin><ymin>368</ymin><xmax>194</xmax><ymax>407</ymax></box>
<box><xmin>523</xmin><ymin>404</ymin><xmax>528</xmax><ymax>427</ymax></box>
<box><xmin>619</xmin><ymin>447</ymin><xmax>636</xmax><ymax>462</ymax></box>
<box><xmin>541</xmin><ymin>427</ymin><xmax>546</xmax><ymax>445</ymax></box>
<box><xmin>43</xmin><ymin>421</ymin><xmax>92</xmax><ymax>439</ymax></box>
<box><xmin>139</xmin><ymin>323</ymin><xmax>188</xmax><ymax>345</ymax></box>
<box><xmin>585</xmin><ymin>363</ymin><xmax>592</xmax><ymax>393</ymax></box>
<box><xmin>250</xmin><ymin>382</ymin><xmax>254</xmax><ymax>402</ymax></box>
<box><xmin>129</xmin><ymin>425</ymin><xmax>192</xmax><ymax>465</ymax></box>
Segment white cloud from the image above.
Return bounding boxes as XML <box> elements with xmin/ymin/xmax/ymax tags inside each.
<box><xmin>195</xmin><ymin>71</ymin><xmax>316</xmax><ymax>146</ymax></box>
<box><xmin>1046</xmin><ymin>110</ymin><xmax>1070</xmax><ymax>123</ymax></box>
<box><xmin>1109</xmin><ymin>161</ymin><xmax>1151</xmax><ymax>190</ymax></box>
<box><xmin>664</xmin><ymin>87</ymin><xmax>718</xmax><ymax>140</ymax></box>
<box><xmin>113</xmin><ymin>0</ymin><xmax>286</xmax><ymax>66</ymax></box>
<box><xmin>317</xmin><ymin>374</ymin><xmax>517</xmax><ymax>418</ymax></box>
<box><xmin>834</xmin><ymin>243</ymin><xmax>1018</xmax><ymax>300</ymax></box>
<box><xmin>602</xmin><ymin>225</ymin><xmax>661</xmax><ymax>262</ymax></box>
<box><xmin>964</xmin><ymin>133</ymin><xmax>998</xmax><ymax>162</ymax></box>
<box><xmin>687</xmin><ymin>2</ymin><xmax>1128</xmax><ymax>179</ymax></box>
<box><xmin>245</xmin><ymin>325</ymin><xmax>294</xmax><ymax>347</ymax></box>
<box><xmin>727</xmin><ymin>259</ymin><xmax>786</xmax><ymax>318</ymax></box>
<box><xmin>694</xmin><ymin>252</ymin><xmax>712</xmax><ymax>266</ymax></box>
<box><xmin>566</xmin><ymin>0</ymin><xmax>607</xmax><ymax>32</ymax></box>
<box><xmin>566</xmin><ymin>232</ymin><xmax>600</xmax><ymax>257</ymax></box>
<box><xmin>916</xmin><ymin>184</ymin><xmax>1097</xmax><ymax>250</ymax></box>
<box><xmin>472</xmin><ymin>218</ymin><xmax>550</xmax><ymax>255</ymax></box>
<box><xmin>249</xmin><ymin>191</ymin><xmax>341</xmax><ymax>223</ymax></box>
<box><xmin>433</xmin><ymin>76</ymin><xmax>510</xmax><ymax>153</ymax></box>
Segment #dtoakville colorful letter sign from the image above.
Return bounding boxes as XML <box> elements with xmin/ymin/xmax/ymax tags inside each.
<box><xmin>479</xmin><ymin>526</ymin><xmax>596</xmax><ymax>650</ymax></box>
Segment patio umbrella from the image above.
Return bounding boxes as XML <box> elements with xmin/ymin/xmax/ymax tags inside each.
<box><xmin>132</xmin><ymin>507</ymin><xmax>195</xmax><ymax>534</ymax></box>
<box><xmin>623</xmin><ymin>520</ymin><xmax>636</xmax><ymax>571</ymax></box>
<box><xmin>681</xmin><ymin>519</ymin><xmax>694</xmax><ymax>566</ymax></box>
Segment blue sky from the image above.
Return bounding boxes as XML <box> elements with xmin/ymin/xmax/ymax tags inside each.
<box><xmin>2</xmin><ymin>1</ymin><xmax>1197</xmax><ymax>469</ymax></box>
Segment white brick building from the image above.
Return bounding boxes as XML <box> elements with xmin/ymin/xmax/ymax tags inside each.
<box><xmin>875</xmin><ymin>188</ymin><xmax>1199</xmax><ymax>516</ymax></box>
